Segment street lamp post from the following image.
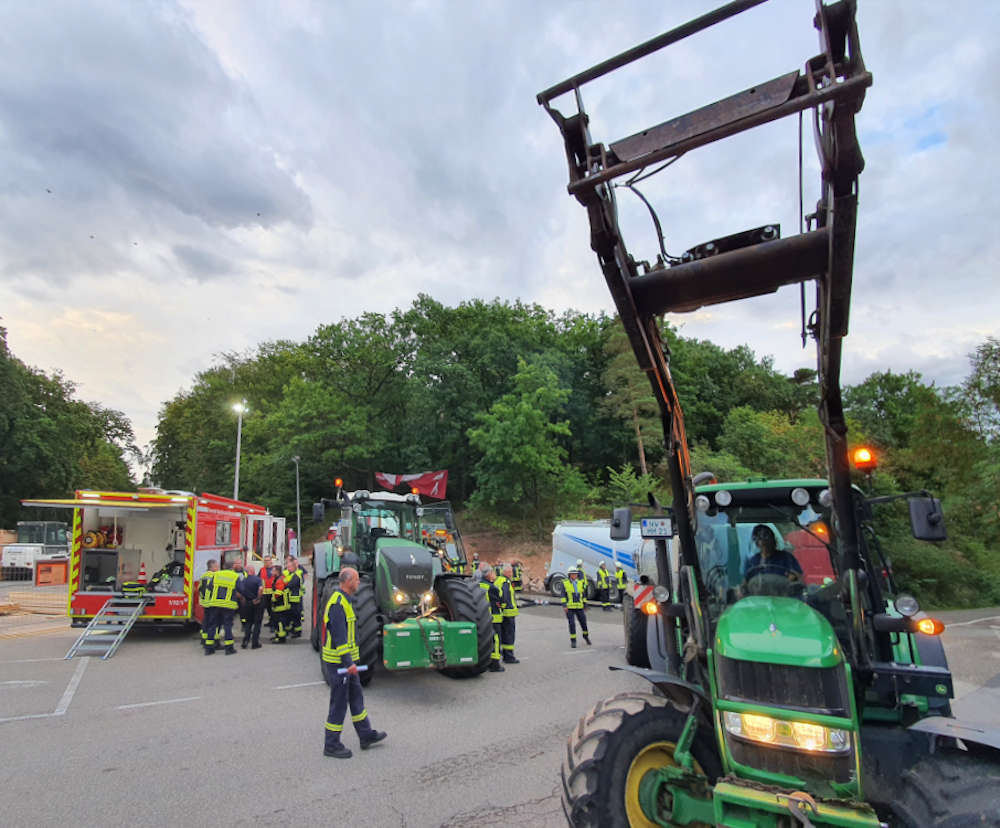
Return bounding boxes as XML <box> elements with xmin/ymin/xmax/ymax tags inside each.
<box><xmin>232</xmin><ymin>400</ymin><xmax>247</xmax><ymax>500</ymax></box>
<box><xmin>291</xmin><ymin>455</ymin><xmax>302</xmax><ymax>556</ymax></box>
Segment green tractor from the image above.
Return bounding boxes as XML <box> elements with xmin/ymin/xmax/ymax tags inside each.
<box><xmin>538</xmin><ymin>1</ymin><xmax>1000</xmax><ymax>824</ymax></box>
<box><xmin>310</xmin><ymin>489</ymin><xmax>493</xmax><ymax>684</ymax></box>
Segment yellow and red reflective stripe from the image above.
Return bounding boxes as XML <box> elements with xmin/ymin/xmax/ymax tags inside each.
<box><xmin>68</xmin><ymin>508</ymin><xmax>83</xmax><ymax>616</ymax></box>
<box><xmin>183</xmin><ymin>501</ymin><xmax>196</xmax><ymax>615</ymax></box>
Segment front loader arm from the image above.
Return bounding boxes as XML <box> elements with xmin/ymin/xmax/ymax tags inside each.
<box><xmin>539</xmin><ymin>0</ymin><xmax>872</xmax><ymax>602</ymax></box>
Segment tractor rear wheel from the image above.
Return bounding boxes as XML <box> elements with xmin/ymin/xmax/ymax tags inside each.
<box><xmin>623</xmin><ymin>604</ymin><xmax>650</xmax><ymax>668</ymax></box>
<box><xmin>867</xmin><ymin>749</ymin><xmax>1000</xmax><ymax>826</ymax></box>
<box><xmin>562</xmin><ymin>691</ymin><xmax>721</xmax><ymax>828</ymax></box>
<box><xmin>435</xmin><ymin>576</ymin><xmax>492</xmax><ymax>678</ymax></box>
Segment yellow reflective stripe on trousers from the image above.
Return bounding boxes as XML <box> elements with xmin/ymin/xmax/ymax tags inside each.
<box><xmin>351</xmin><ymin>708</ymin><xmax>367</xmax><ymax>722</ymax></box>
<box><xmin>325</xmin><ymin>722</ymin><xmax>343</xmax><ymax>732</ymax></box>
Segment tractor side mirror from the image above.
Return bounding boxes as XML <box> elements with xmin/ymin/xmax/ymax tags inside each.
<box><xmin>610</xmin><ymin>507</ymin><xmax>632</xmax><ymax>540</ymax></box>
<box><xmin>312</xmin><ymin>501</ymin><xmax>325</xmax><ymax>523</ymax></box>
<box><xmin>909</xmin><ymin>497</ymin><xmax>947</xmax><ymax>541</ymax></box>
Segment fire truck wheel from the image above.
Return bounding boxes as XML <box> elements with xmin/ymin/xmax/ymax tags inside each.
<box><xmin>562</xmin><ymin>691</ymin><xmax>721</xmax><ymax>828</ymax></box>
<box><xmin>435</xmin><ymin>576</ymin><xmax>493</xmax><ymax>678</ymax></box>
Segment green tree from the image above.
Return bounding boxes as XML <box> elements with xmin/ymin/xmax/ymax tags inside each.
<box><xmin>601</xmin><ymin>322</ymin><xmax>662</xmax><ymax>475</ymax></box>
<box><xmin>467</xmin><ymin>358</ymin><xmax>587</xmax><ymax>531</ymax></box>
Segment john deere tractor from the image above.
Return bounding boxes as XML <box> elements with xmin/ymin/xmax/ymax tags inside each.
<box><xmin>538</xmin><ymin>1</ymin><xmax>1000</xmax><ymax>825</ymax></box>
<box><xmin>310</xmin><ymin>489</ymin><xmax>493</xmax><ymax>684</ymax></box>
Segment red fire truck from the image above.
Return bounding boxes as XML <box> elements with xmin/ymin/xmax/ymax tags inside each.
<box><xmin>21</xmin><ymin>489</ymin><xmax>285</xmax><ymax>626</ymax></box>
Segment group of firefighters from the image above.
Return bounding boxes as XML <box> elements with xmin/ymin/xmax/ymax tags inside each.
<box><xmin>198</xmin><ymin>553</ymin><xmax>307</xmax><ymax>653</ymax></box>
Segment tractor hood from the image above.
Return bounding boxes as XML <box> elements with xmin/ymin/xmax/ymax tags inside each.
<box><xmin>376</xmin><ymin>539</ymin><xmax>436</xmax><ymax>600</ymax></box>
<box><xmin>714</xmin><ymin>597</ymin><xmax>843</xmax><ymax>668</ymax></box>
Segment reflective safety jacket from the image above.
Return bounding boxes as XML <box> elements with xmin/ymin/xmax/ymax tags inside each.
<box><xmin>271</xmin><ymin>576</ymin><xmax>291</xmax><ymax>613</ymax></box>
<box><xmin>496</xmin><ymin>575</ymin><xmax>519</xmax><ymax>618</ymax></box>
<box><xmin>511</xmin><ymin>563</ymin><xmax>523</xmax><ymax>590</ymax></box>
<box><xmin>322</xmin><ymin>590</ymin><xmax>359</xmax><ymax>665</ymax></box>
<box><xmin>199</xmin><ymin>571</ymin><xmax>215</xmax><ymax>608</ymax></box>
<box><xmin>561</xmin><ymin>577</ymin><xmax>586</xmax><ymax>609</ymax></box>
<box><xmin>260</xmin><ymin>565</ymin><xmax>277</xmax><ymax>595</ymax></box>
<box><xmin>596</xmin><ymin>567</ymin><xmax>610</xmax><ymax>589</ymax></box>
<box><xmin>479</xmin><ymin>580</ymin><xmax>502</xmax><ymax>623</ymax></box>
<box><xmin>283</xmin><ymin>568</ymin><xmax>303</xmax><ymax>603</ymax></box>
<box><xmin>615</xmin><ymin>568</ymin><xmax>628</xmax><ymax>590</ymax></box>
<box><xmin>209</xmin><ymin>569</ymin><xmax>240</xmax><ymax>610</ymax></box>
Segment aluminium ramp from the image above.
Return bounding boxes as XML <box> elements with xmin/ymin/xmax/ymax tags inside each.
<box><xmin>65</xmin><ymin>595</ymin><xmax>149</xmax><ymax>660</ymax></box>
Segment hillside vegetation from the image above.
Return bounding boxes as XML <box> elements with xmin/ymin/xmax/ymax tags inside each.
<box><xmin>3</xmin><ymin>303</ymin><xmax>998</xmax><ymax>608</ymax></box>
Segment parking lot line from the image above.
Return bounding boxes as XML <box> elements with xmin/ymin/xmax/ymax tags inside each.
<box><xmin>116</xmin><ymin>696</ymin><xmax>201</xmax><ymax>710</ymax></box>
<box><xmin>54</xmin><ymin>656</ymin><xmax>89</xmax><ymax>715</ymax></box>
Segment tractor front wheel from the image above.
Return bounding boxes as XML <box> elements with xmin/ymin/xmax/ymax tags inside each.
<box><xmin>867</xmin><ymin>749</ymin><xmax>1000</xmax><ymax>826</ymax></box>
<box><xmin>435</xmin><ymin>576</ymin><xmax>492</xmax><ymax>678</ymax></box>
<box><xmin>562</xmin><ymin>691</ymin><xmax>721</xmax><ymax>828</ymax></box>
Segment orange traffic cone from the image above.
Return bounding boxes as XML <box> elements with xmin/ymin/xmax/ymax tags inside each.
<box><xmin>137</xmin><ymin>562</ymin><xmax>147</xmax><ymax>584</ymax></box>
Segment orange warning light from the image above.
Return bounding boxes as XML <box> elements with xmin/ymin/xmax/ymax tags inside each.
<box><xmin>852</xmin><ymin>447</ymin><xmax>877</xmax><ymax>471</ymax></box>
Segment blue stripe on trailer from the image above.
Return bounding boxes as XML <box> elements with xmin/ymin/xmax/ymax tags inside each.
<box><xmin>566</xmin><ymin>535</ymin><xmax>635</xmax><ymax>569</ymax></box>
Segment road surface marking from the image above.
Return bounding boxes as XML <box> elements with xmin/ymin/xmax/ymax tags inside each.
<box><xmin>0</xmin><ymin>657</ymin><xmax>89</xmax><ymax>724</ymax></box>
<box><xmin>946</xmin><ymin>615</ymin><xmax>1000</xmax><ymax>628</ymax></box>
<box><xmin>0</xmin><ymin>680</ymin><xmax>49</xmax><ymax>688</ymax></box>
<box><xmin>116</xmin><ymin>696</ymin><xmax>201</xmax><ymax>710</ymax></box>
<box><xmin>54</xmin><ymin>656</ymin><xmax>89</xmax><ymax>715</ymax></box>
<box><xmin>275</xmin><ymin>680</ymin><xmax>326</xmax><ymax>690</ymax></box>
<box><xmin>0</xmin><ymin>657</ymin><xmax>65</xmax><ymax>665</ymax></box>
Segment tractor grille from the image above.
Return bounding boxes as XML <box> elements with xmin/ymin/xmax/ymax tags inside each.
<box><xmin>716</xmin><ymin>656</ymin><xmax>850</xmax><ymax>716</ymax></box>
<box><xmin>728</xmin><ymin>739</ymin><xmax>854</xmax><ymax>784</ymax></box>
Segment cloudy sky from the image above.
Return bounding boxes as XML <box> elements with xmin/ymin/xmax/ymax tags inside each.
<box><xmin>2</xmin><ymin>0</ymin><xmax>996</xmax><ymax>450</ymax></box>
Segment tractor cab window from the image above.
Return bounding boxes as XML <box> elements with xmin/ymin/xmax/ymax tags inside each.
<box><xmin>45</xmin><ymin>524</ymin><xmax>68</xmax><ymax>545</ymax></box>
<box><xmin>695</xmin><ymin>500</ymin><xmax>836</xmax><ymax>620</ymax></box>
<box><xmin>18</xmin><ymin>523</ymin><xmax>45</xmax><ymax>544</ymax></box>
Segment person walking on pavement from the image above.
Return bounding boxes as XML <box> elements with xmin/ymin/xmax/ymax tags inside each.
<box><xmin>596</xmin><ymin>561</ymin><xmax>612</xmax><ymax>611</ymax></box>
<box><xmin>238</xmin><ymin>564</ymin><xmax>264</xmax><ymax>649</ymax></box>
<box><xmin>479</xmin><ymin>565</ymin><xmax>505</xmax><ymax>672</ymax></box>
<box><xmin>270</xmin><ymin>565</ymin><xmax>292</xmax><ymax>643</ymax></box>
<box><xmin>283</xmin><ymin>556</ymin><xmax>304</xmax><ymax>638</ymax></box>
<box><xmin>206</xmin><ymin>561</ymin><xmax>240</xmax><ymax>655</ymax></box>
<box><xmin>614</xmin><ymin>562</ymin><xmax>628</xmax><ymax>605</ymax></box>
<box><xmin>498</xmin><ymin>564</ymin><xmax>520</xmax><ymax>663</ymax></box>
<box><xmin>198</xmin><ymin>559</ymin><xmax>218</xmax><ymax>649</ymax></box>
<box><xmin>561</xmin><ymin>567</ymin><xmax>591</xmax><ymax>648</ymax></box>
<box><xmin>322</xmin><ymin>567</ymin><xmax>387</xmax><ymax>759</ymax></box>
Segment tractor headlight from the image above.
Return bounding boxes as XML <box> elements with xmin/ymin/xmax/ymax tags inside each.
<box><xmin>393</xmin><ymin>589</ymin><xmax>408</xmax><ymax>605</ymax></box>
<box><xmin>723</xmin><ymin>712</ymin><xmax>850</xmax><ymax>754</ymax></box>
<box><xmin>419</xmin><ymin>591</ymin><xmax>437</xmax><ymax>614</ymax></box>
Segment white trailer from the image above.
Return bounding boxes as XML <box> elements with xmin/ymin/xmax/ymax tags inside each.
<box><xmin>545</xmin><ymin>521</ymin><xmax>642</xmax><ymax>598</ymax></box>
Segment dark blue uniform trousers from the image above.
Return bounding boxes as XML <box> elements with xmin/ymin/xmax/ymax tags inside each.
<box><xmin>324</xmin><ymin>662</ymin><xmax>375</xmax><ymax>751</ymax></box>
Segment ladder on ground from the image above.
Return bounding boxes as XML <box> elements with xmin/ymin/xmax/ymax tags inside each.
<box><xmin>65</xmin><ymin>596</ymin><xmax>149</xmax><ymax>660</ymax></box>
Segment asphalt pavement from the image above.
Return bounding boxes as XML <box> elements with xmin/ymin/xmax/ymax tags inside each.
<box><xmin>0</xmin><ymin>597</ymin><xmax>998</xmax><ymax>827</ymax></box>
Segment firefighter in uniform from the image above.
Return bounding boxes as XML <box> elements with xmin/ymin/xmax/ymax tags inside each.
<box><xmin>498</xmin><ymin>564</ymin><xmax>520</xmax><ymax>663</ymax></box>
<box><xmin>511</xmin><ymin>561</ymin><xmax>524</xmax><ymax>592</ymax></box>
<box><xmin>470</xmin><ymin>551</ymin><xmax>481</xmax><ymax>577</ymax></box>
<box><xmin>479</xmin><ymin>565</ymin><xmax>505</xmax><ymax>672</ymax></box>
<box><xmin>260</xmin><ymin>556</ymin><xmax>276</xmax><ymax>631</ymax></box>
<box><xmin>270</xmin><ymin>566</ymin><xmax>292</xmax><ymax>643</ymax></box>
<box><xmin>561</xmin><ymin>567</ymin><xmax>591</xmax><ymax>648</ymax></box>
<box><xmin>283</xmin><ymin>556</ymin><xmax>304</xmax><ymax>638</ymax></box>
<box><xmin>596</xmin><ymin>561</ymin><xmax>612</xmax><ymax>611</ymax></box>
<box><xmin>199</xmin><ymin>559</ymin><xmax>218</xmax><ymax>650</ymax></box>
<box><xmin>206</xmin><ymin>562</ymin><xmax>240</xmax><ymax>655</ymax></box>
<box><xmin>322</xmin><ymin>567</ymin><xmax>387</xmax><ymax>758</ymax></box>
<box><xmin>614</xmin><ymin>562</ymin><xmax>628</xmax><ymax>605</ymax></box>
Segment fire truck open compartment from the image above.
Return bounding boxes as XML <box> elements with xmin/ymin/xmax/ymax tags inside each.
<box><xmin>78</xmin><ymin>504</ymin><xmax>186</xmax><ymax>591</ymax></box>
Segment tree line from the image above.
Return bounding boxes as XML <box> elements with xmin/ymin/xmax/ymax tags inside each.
<box><xmin>2</xmin><ymin>305</ymin><xmax>998</xmax><ymax>607</ymax></box>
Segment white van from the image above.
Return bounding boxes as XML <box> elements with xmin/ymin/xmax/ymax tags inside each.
<box><xmin>545</xmin><ymin>521</ymin><xmax>642</xmax><ymax>597</ymax></box>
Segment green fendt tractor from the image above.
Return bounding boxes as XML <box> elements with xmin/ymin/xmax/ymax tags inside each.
<box><xmin>537</xmin><ymin>1</ymin><xmax>1000</xmax><ymax>825</ymax></box>
<box><xmin>310</xmin><ymin>489</ymin><xmax>493</xmax><ymax>684</ymax></box>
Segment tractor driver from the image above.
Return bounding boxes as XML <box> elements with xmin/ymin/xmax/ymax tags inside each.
<box><xmin>743</xmin><ymin>524</ymin><xmax>802</xmax><ymax>581</ymax></box>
